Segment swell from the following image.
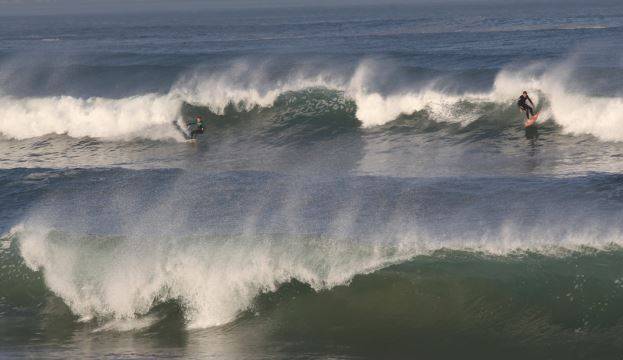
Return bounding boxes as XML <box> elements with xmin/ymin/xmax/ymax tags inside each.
<box><xmin>1</xmin><ymin>60</ymin><xmax>623</xmax><ymax>142</ymax></box>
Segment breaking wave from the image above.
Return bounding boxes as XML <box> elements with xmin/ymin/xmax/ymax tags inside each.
<box><xmin>0</xmin><ymin>165</ymin><xmax>622</xmax><ymax>357</ymax></box>
<box><xmin>0</xmin><ymin>59</ymin><xmax>622</xmax><ymax>142</ymax></box>
<box><xmin>4</xmin><ymin>225</ymin><xmax>623</xmax><ymax>345</ymax></box>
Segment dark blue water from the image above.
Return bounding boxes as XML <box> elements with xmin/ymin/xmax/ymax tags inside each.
<box><xmin>2</xmin><ymin>2</ymin><xmax>623</xmax><ymax>359</ymax></box>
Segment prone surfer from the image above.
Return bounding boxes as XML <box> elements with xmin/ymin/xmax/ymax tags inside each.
<box><xmin>190</xmin><ymin>116</ymin><xmax>204</xmax><ymax>139</ymax></box>
<box><xmin>517</xmin><ymin>91</ymin><xmax>535</xmax><ymax>119</ymax></box>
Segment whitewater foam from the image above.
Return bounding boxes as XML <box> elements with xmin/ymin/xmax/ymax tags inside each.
<box><xmin>0</xmin><ymin>94</ymin><xmax>183</xmax><ymax>141</ymax></box>
<box><xmin>92</xmin><ymin>315</ymin><xmax>159</xmax><ymax>333</ymax></box>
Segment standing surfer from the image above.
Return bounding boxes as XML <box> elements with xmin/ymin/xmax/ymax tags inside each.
<box><xmin>517</xmin><ymin>91</ymin><xmax>535</xmax><ymax>119</ymax></box>
<box><xmin>190</xmin><ymin>116</ymin><xmax>205</xmax><ymax>139</ymax></box>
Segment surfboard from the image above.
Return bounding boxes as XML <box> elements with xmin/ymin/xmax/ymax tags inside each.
<box><xmin>524</xmin><ymin>112</ymin><xmax>540</xmax><ymax>128</ymax></box>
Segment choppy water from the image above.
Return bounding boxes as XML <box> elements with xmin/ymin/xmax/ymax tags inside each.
<box><xmin>2</xmin><ymin>2</ymin><xmax>623</xmax><ymax>359</ymax></box>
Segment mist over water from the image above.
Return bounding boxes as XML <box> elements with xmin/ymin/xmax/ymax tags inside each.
<box><xmin>2</xmin><ymin>2</ymin><xmax>623</xmax><ymax>359</ymax></box>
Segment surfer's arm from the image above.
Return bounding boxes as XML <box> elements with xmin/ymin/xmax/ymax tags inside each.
<box><xmin>527</xmin><ymin>97</ymin><xmax>535</xmax><ymax>108</ymax></box>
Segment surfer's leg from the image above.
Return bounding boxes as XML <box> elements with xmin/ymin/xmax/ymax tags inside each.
<box><xmin>521</xmin><ymin>106</ymin><xmax>530</xmax><ymax>119</ymax></box>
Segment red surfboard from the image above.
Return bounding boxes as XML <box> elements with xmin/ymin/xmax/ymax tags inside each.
<box><xmin>524</xmin><ymin>112</ymin><xmax>540</xmax><ymax>128</ymax></box>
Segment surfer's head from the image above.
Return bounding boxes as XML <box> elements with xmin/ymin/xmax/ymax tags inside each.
<box><xmin>523</xmin><ymin>91</ymin><xmax>528</xmax><ymax>95</ymax></box>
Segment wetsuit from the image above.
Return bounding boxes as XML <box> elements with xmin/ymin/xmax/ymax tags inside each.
<box><xmin>190</xmin><ymin>120</ymin><xmax>204</xmax><ymax>139</ymax></box>
<box><xmin>517</xmin><ymin>95</ymin><xmax>535</xmax><ymax>119</ymax></box>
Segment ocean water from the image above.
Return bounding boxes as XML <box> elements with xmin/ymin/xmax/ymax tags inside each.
<box><xmin>2</xmin><ymin>1</ymin><xmax>623</xmax><ymax>359</ymax></box>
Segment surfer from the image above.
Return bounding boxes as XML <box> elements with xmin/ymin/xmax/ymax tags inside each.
<box><xmin>517</xmin><ymin>91</ymin><xmax>535</xmax><ymax>119</ymax></box>
<box><xmin>189</xmin><ymin>116</ymin><xmax>204</xmax><ymax>139</ymax></box>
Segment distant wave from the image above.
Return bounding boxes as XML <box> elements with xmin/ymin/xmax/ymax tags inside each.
<box><xmin>470</xmin><ymin>23</ymin><xmax>611</xmax><ymax>33</ymax></box>
<box><xmin>557</xmin><ymin>24</ymin><xmax>609</xmax><ymax>30</ymax></box>
<box><xmin>0</xmin><ymin>60</ymin><xmax>622</xmax><ymax>142</ymax></box>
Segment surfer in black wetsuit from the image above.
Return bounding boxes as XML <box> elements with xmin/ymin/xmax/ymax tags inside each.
<box><xmin>190</xmin><ymin>116</ymin><xmax>204</xmax><ymax>139</ymax></box>
<box><xmin>517</xmin><ymin>91</ymin><xmax>535</xmax><ymax>119</ymax></box>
